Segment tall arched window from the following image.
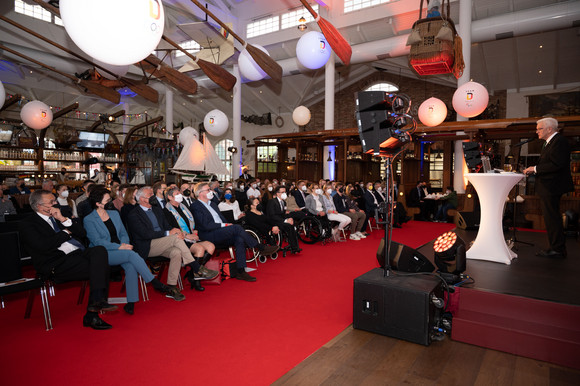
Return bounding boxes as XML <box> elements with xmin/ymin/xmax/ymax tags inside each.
<box><xmin>364</xmin><ymin>82</ymin><xmax>399</xmax><ymax>92</ymax></box>
<box><xmin>215</xmin><ymin>139</ymin><xmax>233</xmax><ymax>181</ymax></box>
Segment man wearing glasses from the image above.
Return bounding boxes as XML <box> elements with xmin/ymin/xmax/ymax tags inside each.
<box><xmin>523</xmin><ymin>117</ymin><xmax>574</xmax><ymax>258</ymax></box>
<box><xmin>192</xmin><ymin>182</ymin><xmax>279</xmax><ymax>282</ymax></box>
<box><xmin>20</xmin><ymin>190</ymin><xmax>115</xmax><ymax>330</ymax></box>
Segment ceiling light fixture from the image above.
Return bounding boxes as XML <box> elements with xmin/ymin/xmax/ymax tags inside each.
<box><xmin>298</xmin><ymin>16</ymin><xmax>307</xmax><ymax>31</ymax></box>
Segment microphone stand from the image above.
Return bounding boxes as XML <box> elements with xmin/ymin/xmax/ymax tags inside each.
<box><xmin>380</xmin><ymin>149</ymin><xmax>403</xmax><ymax>277</ymax></box>
<box><xmin>508</xmin><ymin>140</ymin><xmax>534</xmax><ymax>249</ymax></box>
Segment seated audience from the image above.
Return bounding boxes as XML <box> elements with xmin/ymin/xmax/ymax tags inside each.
<box><xmin>180</xmin><ymin>183</ymin><xmax>195</xmax><ymax>210</ymax></box>
<box><xmin>112</xmin><ymin>184</ymin><xmax>131</xmax><ymax>212</ymax></box>
<box><xmin>321</xmin><ymin>184</ymin><xmax>351</xmax><ymax>237</ymax></box>
<box><xmin>163</xmin><ymin>187</ymin><xmax>217</xmax><ymax>289</ymax></box>
<box><xmin>20</xmin><ymin>190</ymin><xmax>115</xmax><ymax>330</ymax></box>
<box><xmin>292</xmin><ymin>180</ymin><xmax>309</xmax><ymax>210</ymax></box>
<box><xmin>264</xmin><ymin>186</ymin><xmax>301</xmax><ymax>253</ymax></box>
<box><xmin>84</xmin><ymin>188</ymin><xmax>172</xmax><ymax>314</ymax></box>
<box><xmin>75</xmin><ymin>180</ymin><xmax>95</xmax><ymax>206</ymax></box>
<box><xmin>407</xmin><ymin>180</ymin><xmax>428</xmax><ymax>220</ymax></box>
<box><xmin>55</xmin><ymin>184</ymin><xmax>78</xmax><ymax>219</ymax></box>
<box><xmin>218</xmin><ymin>187</ymin><xmax>245</xmax><ymax>222</ymax></box>
<box><xmin>435</xmin><ymin>186</ymin><xmax>458</xmax><ymax>222</ymax></box>
<box><xmin>333</xmin><ymin>183</ymin><xmax>367</xmax><ymax>239</ymax></box>
<box><xmin>120</xmin><ymin>186</ymin><xmax>138</xmax><ymax>226</ymax></box>
<box><xmin>9</xmin><ymin>178</ymin><xmax>31</xmax><ymax>195</ymax></box>
<box><xmin>235</xmin><ymin>179</ymin><xmax>248</xmax><ymax>212</ymax></box>
<box><xmin>191</xmin><ymin>182</ymin><xmax>278</xmax><ymax>282</ymax></box>
<box><xmin>0</xmin><ymin>188</ymin><xmax>17</xmax><ymax>220</ymax></box>
<box><xmin>304</xmin><ymin>183</ymin><xmax>332</xmax><ymax>237</ymax></box>
<box><xmin>150</xmin><ymin>181</ymin><xmax>167</xmax><ymax>208</ymax></box>
<box><xmin>77</xmin><ymin>183</ymin><xmax>100</xmax><ymax>219</ymax></box>
<box><xmin>127</xmin><ymin>186</ymin><xmax>216</xmax><ymax>300</ymax></box>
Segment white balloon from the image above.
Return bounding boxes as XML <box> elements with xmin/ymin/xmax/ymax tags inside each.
<box><xmin>418</xmin><ymin>97</ymin><xmax>447</xmax><ymax>127</ymax></box>
<box><xmin>20</xmin><ymin>100</ymin><xmax>53</xmax><ymax>130</ymax></box>
<box><xmin>292</xmin><ymin>106</ymin><xmax>311</xmax><ymax>126</ymax></box>
<box><xmin>93</xmin><ymin>58</ymin><xmax>129</xmax><ymax>80</ymax></box>
<box><xmin>452</xmin><ymin>81</ymin><xmax>489</xmax><ymax>118</ymax></box>
<box><xmin>204</xmin><ymin>110</ymin><xmax>229</xmax><ymax>137</ymax></box>
<box><xmin>60</xmin><ymin>0</ymin><xmax>164</xmax><ymax>66</ymax></box>
<box><xmin>238</xmin><ymin>45</ymin><xmax>268</xmax><ymax>81</ymax></box>
<box><xmin>178</xmin><ymin>126</ymin><xmax>199</xmax><ymax>146</ymax></box>
<box><xmin>0</xmin><ymin>81</ymin><xmax>5</xmax><ymax>109</ymax></box>
<box><xmin>296</xmin><ymin>31</ymin><xmax>332</xmax><ymax>70</ymax></box>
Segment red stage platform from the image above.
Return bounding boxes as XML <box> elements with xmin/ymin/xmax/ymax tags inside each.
<box><xmin>416</xmin><ymin>228</ymin><xmax>580</xmax><ymax>369</ymax></box>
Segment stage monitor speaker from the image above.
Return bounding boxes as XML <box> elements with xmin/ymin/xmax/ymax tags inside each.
<box><xmin>355</xmin><ymin>91</ymin><xmax>394</xmax><ymax>113</ymax></box>
<box><xmin>376</xmin><ymin>239</ymin><xmax>435</xmax><ymax>273</ymax></box>
<box><xmin>455</xmin><ymin>211</ymin><xmax>480</xmax><ymax>230</ymax></box>
<box><xmin>353</xmin><ymin>268</ymin><xmax>443</xmax><ymax>345</ymax></box>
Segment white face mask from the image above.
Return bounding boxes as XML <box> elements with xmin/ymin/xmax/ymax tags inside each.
<box><xmin>119</xmin><ymin>192</ymin><xmax>124</xmax><ymax>200</ymax></box>
<box><xmin>301</xmin><ymin>185</ymin><xmax>307</xmax><ymax>191</ymax></box>
<box><xmin>268</xmin><ymin>186</ymin><xmax>273</xmax><ymax>191</ymax></box>
<box><xmin>174</xmin><ymin>194</ymin><xmax>183</xmax><ymax>203</ymax></box>
<box><xmin>206</xmin><ymin>191</ymin><xmax>214</xmax><ymax>200</ymax></box>
<box><xmin>239</xmin><ymin>185</ymin><xmax>245</xmax><ymax>190</ymax></box>
<box><xmin>326</xmin><ymin>189</ymin><xmax>332</xmax><ymax>195</ymax></box>
<box><xmin>376</xmin><ymin>187</ymin><xmax>382</xmax><ymax>192</ymax></box>
<box><xmin>280</xmin><ymin>192</ymin><xmax>287</xmax><ymax>200</ymax></box>
<box><xmin>60</xmin><ymin>190</ymin><xmax>69</xmax><ymax>198</ymax></box>
<box><xmin>315</xmin><ymin>189</ymin><xmax>322</xmax><ymax>195</ymax></box>
<box><xmin>252</xmin><ymin>184</ymin><xmax>257</xmax><ymax>188</ymax></box>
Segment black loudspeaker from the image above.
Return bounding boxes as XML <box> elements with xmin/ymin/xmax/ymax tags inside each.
<box><xmin>355</xmin><ymin>91</ymin><xmax>394</xmax><ymax>112</ymax></box>
<box><xmin>376</xmin><ymin>239</ymin><xmax>435</xmax><ymax>273</ymax></box>
<box><xmin>455</xmin><ymin>211</ymin><xmax>480</xmax><ymax>230</ymax></box>
<box><xmin>353</xmin><ymin>268</ymin><xmax>443</xmax><ymax>345</ymax></box>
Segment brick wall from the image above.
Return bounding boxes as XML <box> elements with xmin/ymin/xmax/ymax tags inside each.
<box><xmin>302</xmin><ymin>71</ymin><xmax>505</xmax><ymax>131</ymax></box>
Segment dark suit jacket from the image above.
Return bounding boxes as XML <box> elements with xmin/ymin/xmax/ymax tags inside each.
<box><xmin>126</xmin><ymin>205</ymin><xmax>172</xmax><ymax>260</ymax></box>
<box><xmin>535</xmin><ymin>133</ymin><xmax>574</xmax><ymax>196</ymax></box>
<box><xmin>266</xmin><ymin>197</ymin><xmax>288</xmax><ymax>224</ymax></box>
<box><xmin>19</xmin><ymin>212</ymin><xmax>88</xmax><ymax>275</ymax></box>
<box><xmin>364</xmin><ymin>190</ymin><xmax>378</xmax><ymax>212</ymax></box>
<box><xmin>333</xmin><ymin>194</ymin><xmax>348</xmax><ymax>213</ymax></box>
<box><xmin>292</xmin><ymin>189</ymin><xmax>307</xmax><ymax>208</ymax></box>
<box><xmin>407</xmin><ymin>186</ymin><xmax>425</xmax><ymax>207</ymax></box>
<box><xmin>191</xmin><ymin>199</ymin><xmax>228</xmax><ymax>240</ymax></box>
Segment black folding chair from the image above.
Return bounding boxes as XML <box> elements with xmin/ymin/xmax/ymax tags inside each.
<box><xmin>0</xmin><ymin>232</ymin><xmax>52</xmax><ymax>330</ymax></box>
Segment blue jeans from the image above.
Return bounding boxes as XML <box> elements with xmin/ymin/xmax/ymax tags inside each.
<box><xmin>108</xmin><ymin>249</ymin><xmax>154</xmax><ymax>303</ymax></box>
<box><xmin>436</xmin><ymin>203</ymin><xmax>456</xmax><ymax>221</ymax></box>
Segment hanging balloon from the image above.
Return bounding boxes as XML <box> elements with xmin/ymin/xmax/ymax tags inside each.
<box><xmin>203</xmin><ymin>110</ymin><xmax>229</xmax><ymax>136</ymax></box>
<box><xmin>93</xmin><ymin>58</ymin><xmax>129</xmax><ymax>80</ymax></box>
<box><xmin>178</xmin><ymin>126</ymin><xmax>199</xmax><ymax>146</ymax></box>
<box><xmin>20</xmin><ymin>100</ymin><xmax>53</xmax><ymax>130</ymax></box>
<box><xmin>292</xmin><ymin>106</ymin><xmax>311</xmax><ymax>126</ymax></box>
<box><xmin>238</xmin><ymin>45</ymin><xmax>268</xmax><ymax>81</ymax></box>
<box><xmin>0</xmin><ymin>80</ymin><xmax>5</xmax><ymax>109</ymax></box>
<box><xmin>60</xmin><ymin>0</ymin><xmax>164</xmax><ymax>66</ymax></box>
<box><xmin>418</xmin><ymin>97</ymin><xmax>447</xmax><ymax>127</ymax></box>
<box><xmin>296</xmin><ymin>31</ymin><xmax>332</xmax><ymax>70</ymax></box>
<box><xmin>452</xmin><ymin>81</ymin><xmax>489</xmax><ymax>118</ymax></box>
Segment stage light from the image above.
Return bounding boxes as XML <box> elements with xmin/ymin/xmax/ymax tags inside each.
<box><xmin>433</xmin><ymin>231</ymin><xmax>466</xmax><ymax>281</ymax></box>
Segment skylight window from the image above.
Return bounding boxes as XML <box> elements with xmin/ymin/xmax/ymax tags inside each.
<box><xmin>175</xmin><ymin>40</ymin><xmax>201</xmax><ymax>57</ymax></box>
<box><xmin>247</xmin><ymin>15</ymin><xmax>280</xmax><ymax>39</ymax></box>
<box><xmin>344</xmin><ymin>0</ymin><xmax>392</xmax><ymax>14</ymax></box>
<box><xmin>280</xmin><ymin>5</ymin><xmax>318</xmax><ymax>30</ymax></box>
<box><xmin>14</xmin><ymin>0</ymin><xmax>52</xmax><ymax>23</ymax></box>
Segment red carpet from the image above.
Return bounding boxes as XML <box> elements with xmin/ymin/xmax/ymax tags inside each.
<box><xmin>0</xmin><ymin>221</ymin><xmax>453</xmax><ymax>385</ymax></box>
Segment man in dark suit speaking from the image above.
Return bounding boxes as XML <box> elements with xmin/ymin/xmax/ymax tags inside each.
<box><xmin>524</xmin><ymin>117</ymin><xmax>574</xmax><ymax>258</ymax></box>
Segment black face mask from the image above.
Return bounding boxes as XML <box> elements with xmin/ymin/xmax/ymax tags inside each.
<box><xmin>149</xmin><ymin>196</ymin><xmax>157</xmax><ymax>206</ymax></box>
<box><xmin>256</xmin><ymin>204</ymin><xmax>263</xmax><ymax>212</ymax></box>
<box><xmin>104</xmin><ymin>202</ymin><xmax>116</xmax><ymax>210</ymax></box>
<box><xmin>338</xmin><ymin>188</ymin><xmax>344</xmax><ymax>194</ymax></box>
<box><xmin>183</xmin><ymin>189</ymin><xmax>191</xmax><ymax>197</ymax></box>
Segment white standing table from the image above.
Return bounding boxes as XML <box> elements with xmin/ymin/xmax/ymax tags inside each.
<box><xmin>465</xmin><ymin>173</ymin><xmax>525</xmax><ymax>265</ymax></box>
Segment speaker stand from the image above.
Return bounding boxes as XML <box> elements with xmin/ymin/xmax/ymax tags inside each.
<box><xmin>379</xmin><ymin>152</ymin><xmax>402</xmax><ymax>277</ymax></box>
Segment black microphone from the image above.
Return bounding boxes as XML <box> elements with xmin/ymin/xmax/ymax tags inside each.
<box><xmin>512</xmin><ymin>136</ymin><xmax>536</xmax><ymax>147</ymax></box>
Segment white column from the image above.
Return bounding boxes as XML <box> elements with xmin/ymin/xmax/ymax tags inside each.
<box><xmin>324</xmin><ymin>53</ymin><xmax>335</xmax><ymax>180</ymax></box>
<box><xmin>165</xmin><ymin>87</ymin><xmax>173</xmax><ymax>138</ymax></box>
<box><xmin>453</xmin><ymin>0</ymin><xmax>472</xmax><ymax>193</ymax></box>
<box><xmin>232</xmin><ymin>64</ymin><xmax>242</xmax><ymax>180</ymax></box>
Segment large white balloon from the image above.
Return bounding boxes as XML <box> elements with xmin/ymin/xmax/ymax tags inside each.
<box><xmin>178</xmin><ymin>126</ymin><xmax>199</xmax><ymax>146</ymax></box>
<box><xmin>418</xmin><ymin>97</ymin><xmax>447</xmax><ymax>127</ymax></box>
<box><xmin>93</xmin><ymin>58</ymin><xmax>129</xmax><ymax>80</ymax></box>
<box><xmin>452</xmin><ymin>81</ymin><xmax>489</xmax><ymax>118</ymax></box>
<box><xmin>60</xmin><ymin>0</ymin><xmax>164</xmax><ymax>66</ymax></box>
<box><xmin>0</xmin><ymin>81</ymin><xmax>5</xmax><ymax>109</ymax></box>
<box><xmin>238</xmin><ymin>45</ymin><xmax>268</xmax><ymax>81</ymax></box>
<box><xmin>292</xmin><ymin>106</ymin><xmax>311</xmax><ymax>126</ymax></box>
<box><xmin>20</xmin><ymin>100</ymin><xmax>53</xmax><ymax>130</ymax></box>
<box><xmin>296</xmin><ymin>31</ymin><xmax>332</xmax><ymax>70</ymax></box>
<box><xmin>204</xmin><ymin>110</ymin><xmax>229</xmax><ymax>136</ymax></box>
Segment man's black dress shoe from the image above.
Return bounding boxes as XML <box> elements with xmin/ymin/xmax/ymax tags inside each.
<box><xmin>87</xmin><ymin>301</ymin><xmax>118</xmax><ymax>313</ymax></box>
<box><xmin>124</xmin><ymin>303</ymin><xmax>135</xmax><ymax>315</ymax></box>
<box><xmin>536</xmin><ymin>249</ymin><xmax>566</xmax><ymax>258</ymax></box>
<box><xmin>193</xmin><ymin>280</ymin><xmax>205</xmax><ymax>292</ymax></box>
<box><xmin>83</xmin><ymin>314</ymin><xmax>112</xmax><ymax>330</ymax></box>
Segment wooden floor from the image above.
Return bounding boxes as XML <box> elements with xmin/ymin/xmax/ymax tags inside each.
<box><xmin>274</xmin><ymin>326</ymin><xmax>580</xmax><ymax>385</ymax></box>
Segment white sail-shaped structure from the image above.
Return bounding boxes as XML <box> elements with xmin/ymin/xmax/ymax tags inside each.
<box><xmin>171</xmin><ymin>128</ymin><xmax>229</xmax><ymax>176</ymax></box>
